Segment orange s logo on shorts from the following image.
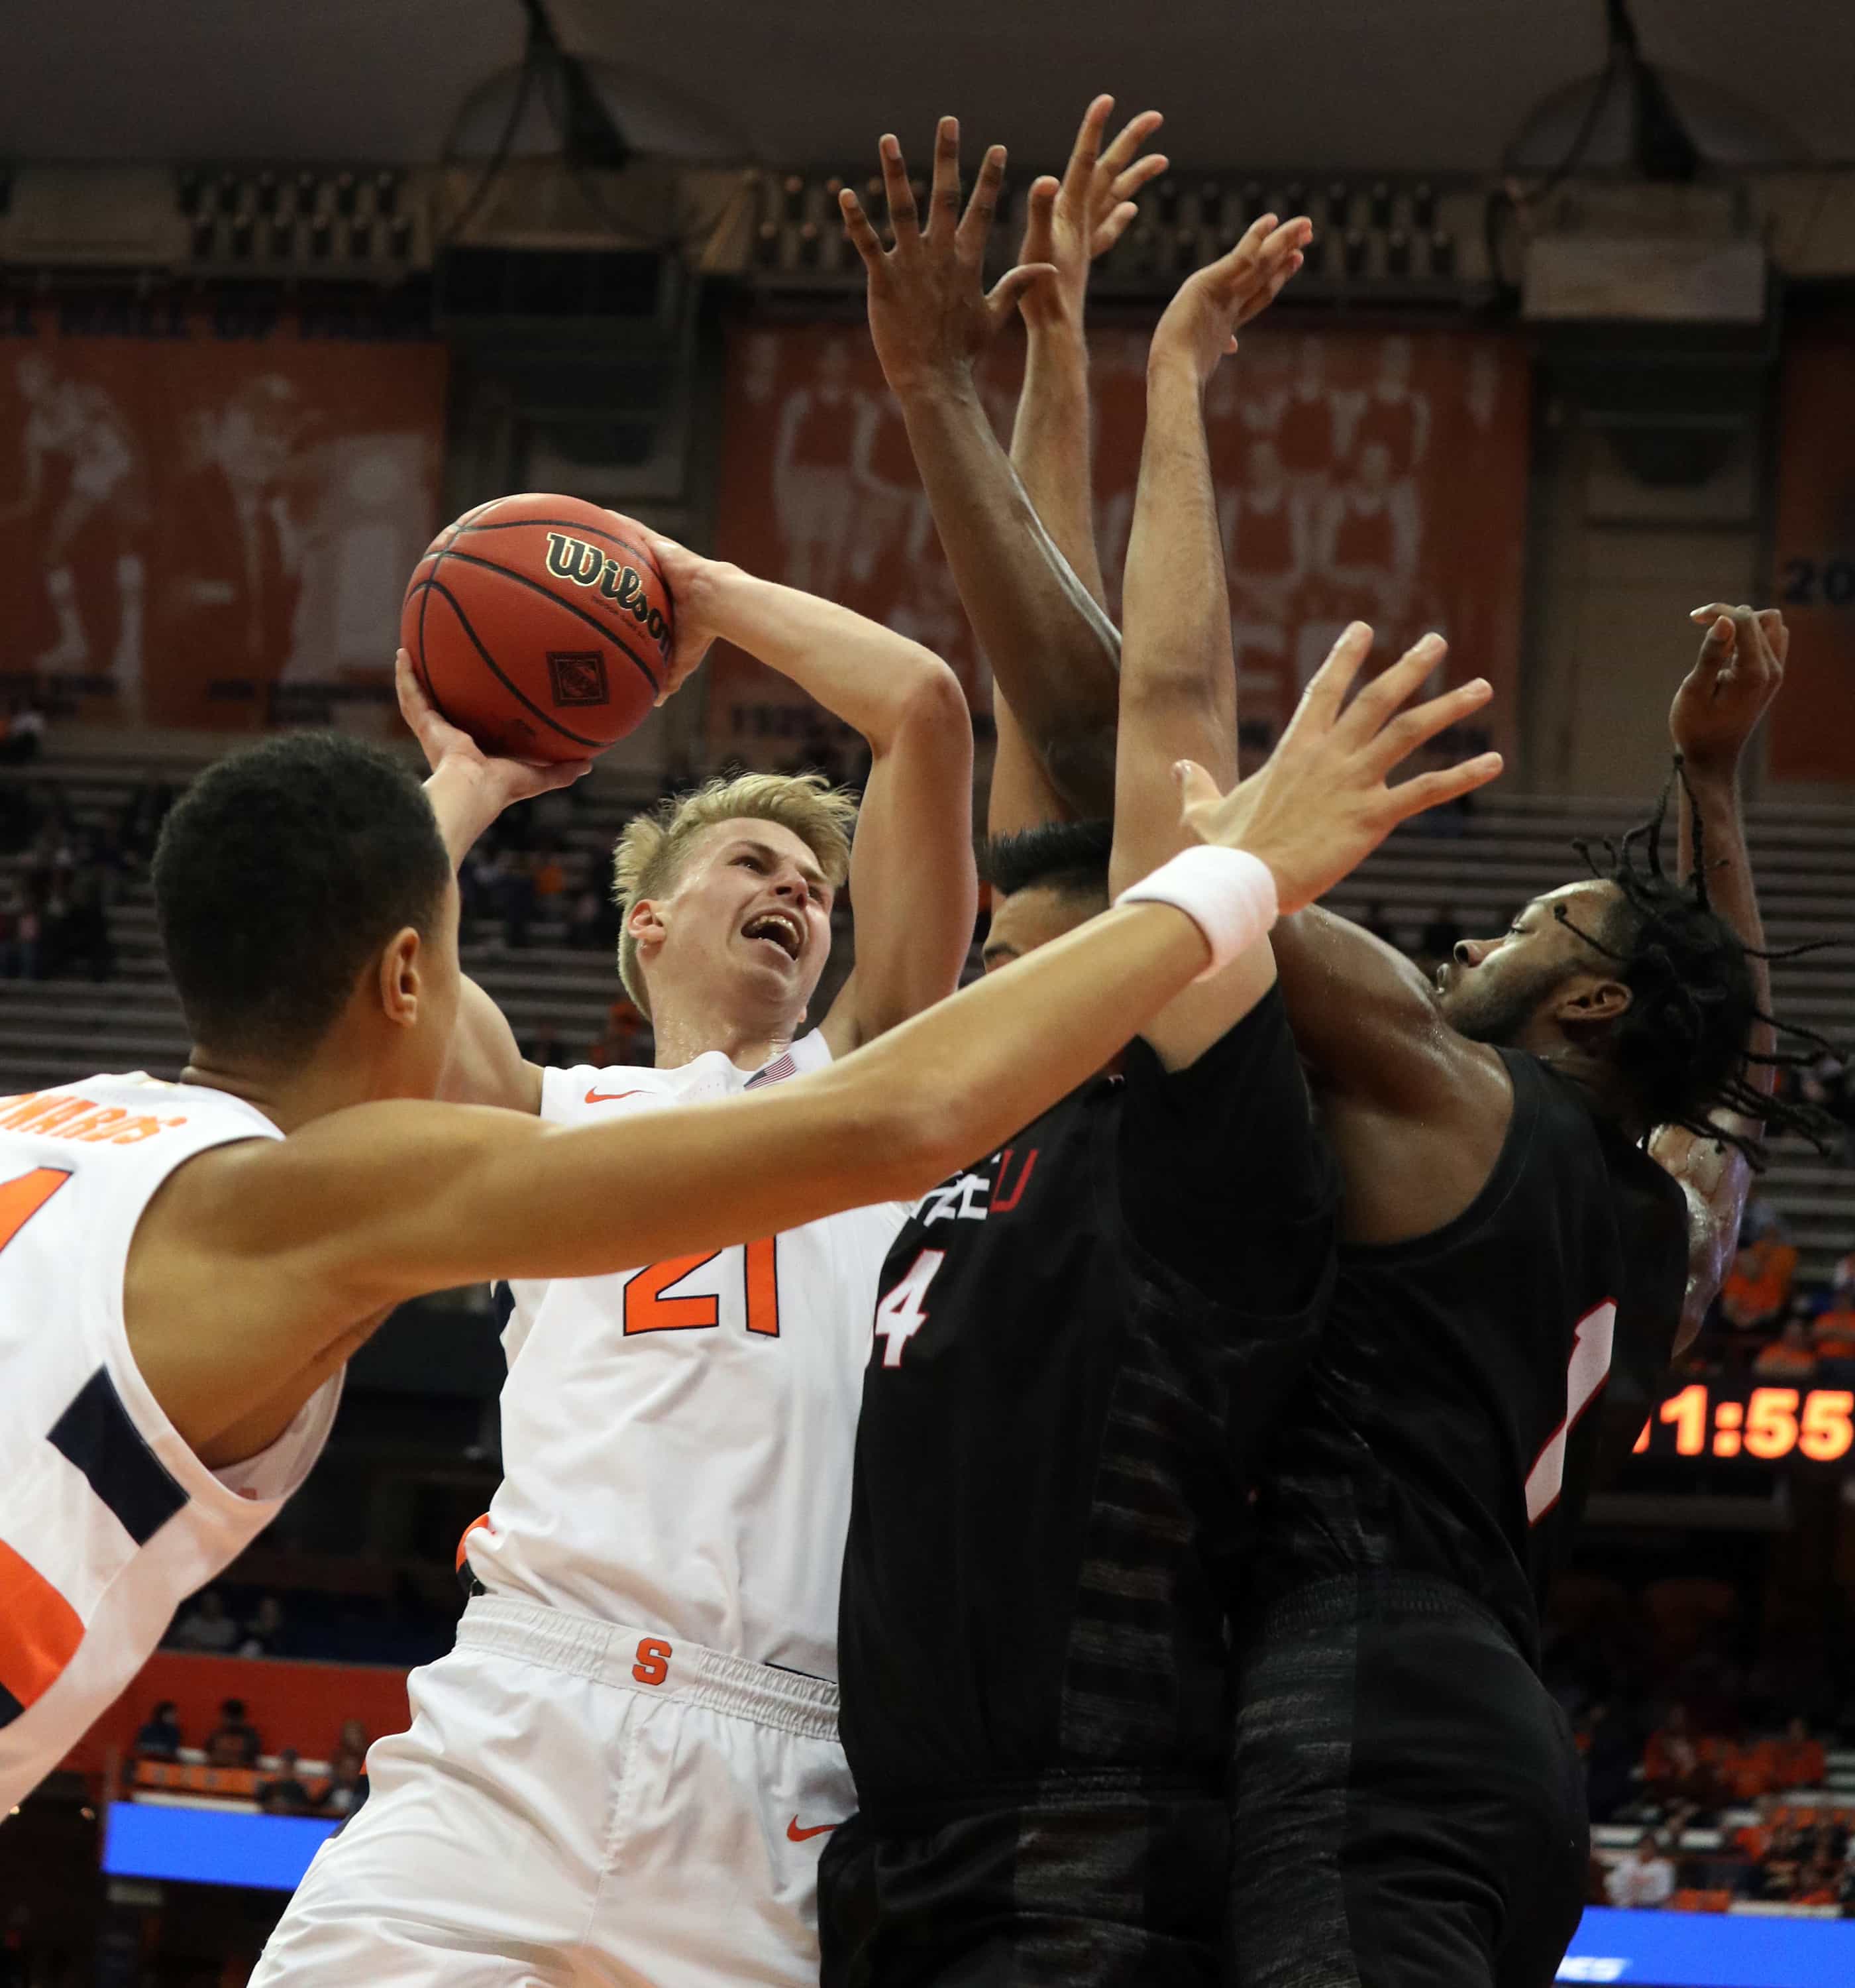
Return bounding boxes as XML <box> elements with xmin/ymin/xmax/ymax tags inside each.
<box><xmin>632</xmin><ymin>1636</ymin><xmax>672</xmax><ymax>1687</ymax></box>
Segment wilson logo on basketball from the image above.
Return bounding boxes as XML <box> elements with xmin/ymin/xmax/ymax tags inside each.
<box><xmin>547</xmin><ymin>651</ymin><xmax>610</xmax><ymax>707</ymax></box>
<box><xmin>544</xmin><ymin>532</ymin><xmax>673</xmax><ymax>662</ymax></box>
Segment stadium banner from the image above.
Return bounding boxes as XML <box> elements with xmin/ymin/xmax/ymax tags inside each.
<box><xmin>1768</xmin><ymin>324</ymin><xmax>1855</xmax><ymax>787</ymax></box>
<box><xmin>708</xmin><ymin>319</ymin><xmax>1530</xmax><ymax>771</ymax></box>
<box><xmin>0</xmin><ymin>298</ymin><xmax>445</xmax><ymax>734</ymax></box>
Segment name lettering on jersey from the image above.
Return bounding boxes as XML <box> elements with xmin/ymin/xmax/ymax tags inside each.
<box><xmin>0</xmin><ymin>1093</ymin><xmax>187</xmax><ymax>1145</ymax></box>
<box><xmin>912</xmin><ymin>1145</ymin><xmax>1039</xmax><ymax>1227</ymax></box>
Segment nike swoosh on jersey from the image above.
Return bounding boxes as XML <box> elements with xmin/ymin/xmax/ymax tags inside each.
<box><xmin>584</xmin><ymin>1087</ymin><xmax>649</xmax><ymax>1105</ymax></box>
<box><xmin>786</xmin><ymin>1816</ymin><xmax>839</xmax><ymax>1842</ymax></box>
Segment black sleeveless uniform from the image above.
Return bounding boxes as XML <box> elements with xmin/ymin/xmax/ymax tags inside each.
<box><xmin>1228</xmin><ymin>1048</ymin><xmax>1689</xmax><ymax>1988</ymax></box>
<box><xmin>824</xmin><ymin>990</ymin><xmax>1338</xmax><ymax>1988</ymax></box>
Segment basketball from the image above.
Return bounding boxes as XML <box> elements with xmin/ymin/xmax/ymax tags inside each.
<box><xmin>399</xmin><ymin>493</ymin><xmax>673</xmax><ymax>763</ymax></box>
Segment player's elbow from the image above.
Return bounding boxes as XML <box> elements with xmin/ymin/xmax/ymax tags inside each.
<box><xmin>890</xmin><ymin>655</ymin><xmax>973</xmax><ymax>750</ymax></box>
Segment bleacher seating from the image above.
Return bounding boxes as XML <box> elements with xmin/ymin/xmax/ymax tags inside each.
<box><xmin>3</xmin><ymin>746</ymin><xmax>1851</xmax><ymax>1280</ymax></box>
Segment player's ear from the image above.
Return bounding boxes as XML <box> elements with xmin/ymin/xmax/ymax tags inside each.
<box><xmin>627</xmin><ymin>897</ymin><xmax>666</xmax><ymax>954</ymax></box>
<box><xmin>1555</xmin><ymin>974</ymin><xmax>1632</xmax><ymax>1034</ymax></box>
<box><xmin>377</xmin><ymin>926</ymin><xmax>423</xmax><ymax>1030</ymax></box>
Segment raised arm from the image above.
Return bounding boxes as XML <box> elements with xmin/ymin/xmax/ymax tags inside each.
<box><xmin>840</xmin><ymin>120</ymin><xmax>1124</xmax><ymax>833</ymax></box>
<box><xmin>396</xmin><ymin>649</ymin><xmax>590</xmax><ymax>1114</ymax></box>
<box><xmin>1648</xmin><ymin>603</ymin><xmax>1787</xmax><ymax>1349</ymax></box>
<box><xmin>1010</xmin><ymin>95</ymin><xmax>1167</xmax><ymax>612</ymax></box>
<box><xmin>1112</xmin><ymin>215</ymin><xmax>1308</xmax><ymax>1068</ymax></box>
<box><xmin>645</xmin><ymin>535</ymin><xmax>976</xmax><ymax>1050</ymax></box>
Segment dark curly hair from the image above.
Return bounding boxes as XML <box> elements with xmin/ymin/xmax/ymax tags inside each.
<box><xmin>1555</xmin><ymin>759</ymin><xmax>1838</xmax><ymax>1166</ymax></box>
<box><xmin>982</xmin><ymin>818</ymin><xmax>1113</xmax><ymax>901</ymax></box>
<box><xmin>154</xmin><ymin>732</ymin><xmax>450</xmax><ymax>1061</ymax></box>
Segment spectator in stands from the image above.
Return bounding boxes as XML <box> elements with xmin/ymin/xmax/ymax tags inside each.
<box><xmin>1810</xmin><ymin>1287</ymin><xmax>1855</xmax><ymax>1369</ymax></box>
<box><xmin>1578</xmin><ymin>1698</ymin><xmax>1638</xmax><ymax>1821</ymax></box>
<box><xmin>206</xmin><ymin>1698</ymin><xmax>262</xmax><ymax>1768</ymax></box>
<box><xmin>0</xmin><ymin>700</ymin><xmax>45</xmax><ymax>765</ymax></box>
<box><xmin>1722</xmin><ymin>1205</ymin><xmax>1799</xmax><ymax>1338</ymax></box>
<box><xmin>237</xmin><ymin>1595</ymin><xmax>286</xmax><ymax>1659</ymax></box>
<box><xmin>133</xmin><ymin>1700</ymin><xmax>184</xmax><ymax>1760</ymax></box>
<box><xmin>337</xmin><ymin>1718</ymin><xmax>368</xmax><ymax>1758</ymax></box>
<box><xmin>170</xmin><ymin>1588</ymin><xmax>240</xmax><ymax>1651</ymax></box>
<box><xmin>319</xmin><ymin>1747</ymin><xmax>369</xmax><ymax>1822</ymax></box>
<box><xmin>1644</xmin><ymin>1704</ymin><xmax>1721</xmax><ymax>1808</ymax></box>
<box><xmin>1764</xmin><ymin>1715</ymin><xmax>1827</xmax><ymax>1794</ymax></box>
<box><xmin>1753</xmin><ymin>1317</ymin><xmax>1817</xmax><ymax>1384</ymax></box>
<box><xmin>1606</xmin><ymin>1835</ymin><xmax>1676</xmax><ymax>1909</ymax></box>
<box><xmin>259</xmin><ymin>1748</ymin><xmax>313</xmax><ymax>1815</ymax></box>
<box><xmin>584</xmin><ymin>995</ymin><xmax>649</xmax><ymax>1069</ymax></box>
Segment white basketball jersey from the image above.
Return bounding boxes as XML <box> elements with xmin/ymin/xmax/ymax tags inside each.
<box><xmin>470</xmin><ymin>1031</ymin><xmax>908</xmax><ymax>1680</ymax></box>
<box><xmin>0</xmin><ymin>1076</ymin><xmax>342</xmax><ymax>1812</ymax></box>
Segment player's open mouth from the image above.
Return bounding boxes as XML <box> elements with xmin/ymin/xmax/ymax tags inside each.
<box><xmin>741</xmin><ymin>910</ymin><xmax>804</xmax><ymax>961</ymax></box>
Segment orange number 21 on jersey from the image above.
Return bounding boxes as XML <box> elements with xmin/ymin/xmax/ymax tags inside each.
<box><xmin>623</xmin><ymin>1237</ymin><xmax>780</xmax><ymax>1338</ymax></box>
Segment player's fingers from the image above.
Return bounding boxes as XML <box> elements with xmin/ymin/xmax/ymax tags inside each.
<box><xmin>878</xmin><ymin>135</ymin><xmax>919</xmax><ymax>245</ymax></box>
<box><xmin>1689</xmin><ymin>600</ymin><xmax>1736</xmax><ymax>623</ymax></box>
<box><xmin>839</xmin><ymin>188</ymin><xmax>886</xmax><ymax>271</ymax></box>
<box><xmin>1063</xmin><ymin>94</ymin><xmax>1113</xmax><ymax>202</ymax></box>
<box><xmin>1365</xmin><ymin>676</ymin><xmax>1493</xmax><ymax>778</ymax></box>
<box><xmin>1173</xmin><ymin>757</ymin><xmax>1225</xmax><ymax>814</ymax></box>
<box><xmin>1340</xmin><ymin>632</ymin><xmax>1447</xmax><ymax>742</ymax></box>
<box><xmin>1091</xmin><ymin>201</ymin><xmax>1140</xmax><ymax>257</ymax></box>
<box><xmin>958</xmin><ymin>144</ymin><xmax>1007</xmax><ymax>259</ymax></box>
<box><xmin>928</xmin><ymin>116</ymin><xmax>962</xmax><ymax>233</ymax></box>
<box><xmin>1021</xmin><ymin>174</ymin><xmax>1059</xmax><ymax>256</ymax></box>
<box><xmin>1385</xmin><ymin>752</ymin><xmax>1505</xmax><ymax>826</ymax></box>
<box><xmin>394</xmin><ymin>647</ymin><xmax>435</xmax><ymax>724</ymax></box>
<box><xmin>1758</xmin><ymin>608</ymin><xmax>1790</xmax><ymax>667</ymax></box>
<box><xmin>1234</xmin><ymin>250</ymin><xmax>1304</xmax><ymax>325</ymax></box>
<box><xmin>1693</xmin><ymin>611</ymin><xmax>1735</xmax><ymax>680</ymax></box>
<box><xmin>1099</xmin><ymin>109</ymin><xmax>1164</xmax><ymax>185</ymax></box>
<box><xmin>1286</xmin><ymin>621</ymin><xmax>1376</xmax><ymax>735</ymax></box>
<box><xmin>1108</xmin><ymin>151</ymin><xmax>1169</xmax><ymax>209</ymax></box>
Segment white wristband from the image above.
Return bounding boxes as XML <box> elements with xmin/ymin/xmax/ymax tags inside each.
<box><xmin>1114</xmin><ymin>846</ymin><xmax>1279</xmax><ymax>981</ymax></box>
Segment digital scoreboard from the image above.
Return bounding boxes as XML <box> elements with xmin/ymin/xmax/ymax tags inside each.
<box><xmin>1632</xmin><ymin>1384</ymin><xmax>1854</xmax><ymax>1466</ymax></box>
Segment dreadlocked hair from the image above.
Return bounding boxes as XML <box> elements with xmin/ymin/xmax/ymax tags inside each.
<box><xmin>1553</xmin><ymin>757</ymin><xmax>1841</xmax><ymax>1168</ymax></box>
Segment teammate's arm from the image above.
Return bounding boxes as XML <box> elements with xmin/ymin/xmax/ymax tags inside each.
<box><xmin>644</xmin><ymin>536</ymin><xmax>977</xmax><ymax>1050</ymax></box>
<box><xmin>397</xmin><ymin>649</ymin><xmax>588</xmax><ymax>1113</ymax></box>
<box><xmin>1647</xmin><ymin>604</ymin><xmax>1787</xmax><ymax>1349</ymax></box>
<box><xmin>840</xmin><ymin>121</ymin><xmax>1124</xmax><ymax>835</ymax></box>
<box><xmin>1111</xmin><ymin>216</ymin><xmax>1308</xmax><ymax>1069</ymax></box>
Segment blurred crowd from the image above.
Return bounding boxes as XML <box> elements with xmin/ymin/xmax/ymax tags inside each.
<box><xmin>130</xmin><ymin>1695</ymin><xmax>370</xmax><ymax>1823</ymax></box>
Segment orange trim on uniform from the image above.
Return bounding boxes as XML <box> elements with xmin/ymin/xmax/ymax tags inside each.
<box><xmin>455</xmin><ymin>1513</ymin><xmax>494</xmax><ymax>1574</ymax></box>
<box><xmin>0</xmin><ymin>1535</ymin><xmax>85</xmax><ymax>1715</ymax></box>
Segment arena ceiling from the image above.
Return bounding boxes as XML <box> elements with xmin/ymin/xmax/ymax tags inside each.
<box><xmin>3</xmin><ymin>0</ymin><xmax>1848</xmax><ymax>176</ymax></box>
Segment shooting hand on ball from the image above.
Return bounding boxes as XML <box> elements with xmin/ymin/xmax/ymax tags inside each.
<box><xmin>397</xmin><ymin>649</ymin><xmax>590</xmax><ymax>858</ymax></box>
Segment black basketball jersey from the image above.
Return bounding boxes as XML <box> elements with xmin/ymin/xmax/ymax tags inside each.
<box><xmin>837</xmin><ymin>991</ymin><xmax>1337</xmax><ymax>1808</ymax></box>
<box><xmin>1252</xmin><ymin>1048</ymin><xmax>1690</xmax><ymax>1664</ymax></box>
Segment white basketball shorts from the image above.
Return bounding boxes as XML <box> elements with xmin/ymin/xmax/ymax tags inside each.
<box><xmin>250</xmin><ymin>1593</ymin><xmax>852</xmax><ymax>1988</ymax></box>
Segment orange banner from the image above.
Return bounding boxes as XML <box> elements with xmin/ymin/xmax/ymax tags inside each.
<box><xmin>1768</xmin><ymin>325</ymin><xmax>1855</xmax><ymax>788</ymax></box>
<box><xmin>709</xmin><ymin>320</ymin><xmax>1530</xmax><ymax>767</ymax></box>
<box><xmin>0</xmin><ymin>302</ymin><xmax>445</xmax><ymax>733</ymax></box>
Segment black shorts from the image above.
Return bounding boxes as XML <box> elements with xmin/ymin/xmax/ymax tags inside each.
<box><xmin>818</xmin><ymin>1769</ymin><xmax>1229</xmax><ymax>1988</ymax></box>
<box><xmin>1228</xmin><ymin>1574</ymin><xmax>1588</xmax><ymax>1988</ymax></box>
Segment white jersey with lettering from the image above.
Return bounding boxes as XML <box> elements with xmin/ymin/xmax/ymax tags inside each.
<box><xmin>466</xmin><ymin>1029</ymin><xmax>908</xmax><ymax>1681</ymax></box>
<box><xmin>0</xmin><ymin>1076</ymin><xmax>342</xmax><ymax>1812</ymax></box>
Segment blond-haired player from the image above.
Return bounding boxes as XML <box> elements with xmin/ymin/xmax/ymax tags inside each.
<box><xmin>254</xmin><ymin>528</ymin><xmax>985</xmax><ymax>1986</ymax></box>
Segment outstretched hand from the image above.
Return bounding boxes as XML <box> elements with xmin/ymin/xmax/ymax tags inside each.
<box><xmin>1149</xmin><ymin>212</ymin><xmax>1311</xmax><ymax>384</ymax></box>
<box><xmin>1672</xmin><ymin>603</ymin><xmax>1787</xmax><ymax>778</ymax></box>
<box><xmin>640</xmin><ymin>529</ymin><xmax>725</xmax><ymax>706</ymax></box>
<box><xmin>840</xmin><ymin>118</ymin><xmax>1055</xmax><ymax>396</ymax></box>
<box><xmin>396</xmin><ymin>649</ymin><xmax>591</xmax><ymax>810</ymax></box>
<box><xmin>1018</xmin><ymin>94</ymin><xmax>1167</xmax><ymax>334</ymax></box>
<box><xmin>1179</xmin><ymin>624</ymin><xmax>1503</xmax><ymax>911</ymax></box>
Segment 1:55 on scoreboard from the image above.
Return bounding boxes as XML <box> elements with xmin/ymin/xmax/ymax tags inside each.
<box><xmin>1634</xmin><ymin>1385</ymin><xmax>1855</xmax><ymax>1463</ymax></box>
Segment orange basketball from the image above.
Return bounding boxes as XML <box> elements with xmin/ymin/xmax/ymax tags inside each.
<box><xmin>399</xmin><ymin>494</ymin><xmax>672</xmax><ymax>763</ymax></box>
